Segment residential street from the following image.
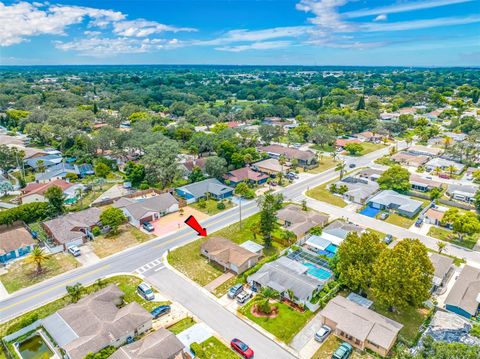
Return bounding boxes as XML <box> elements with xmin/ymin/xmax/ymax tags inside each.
<box><xmin>145</xmin><ymin>267</ymin><xmax>296</xmax><ymax>359</ymax></box>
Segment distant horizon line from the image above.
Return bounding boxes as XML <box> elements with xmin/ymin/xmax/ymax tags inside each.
<box><xmin>0</xmin><ymin>64</ymin><xmax>479</xmax><ymax>70</ymax></box>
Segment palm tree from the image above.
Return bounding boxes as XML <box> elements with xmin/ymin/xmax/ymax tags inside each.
<box><xmin>447</xmin><ymin>165</ymin><xmax>457</xmax><ymax>177</ymax></box>
<box><xmin>335</xmin><ymin>161</ymin><xmax>346</xmax><ymax>180</ymax></box>
<box><xmin>443</xmin><ymin>136</ymin><xmax>452</xmax><ymax>150</ymax></box>
<box><xmin>255</xmin><ymin>287</ymin><xmax>280</xmax><ymax>314</ymax></box>
<box><xmin>433</xmin><ymin>167</ymin><xmax>442</xmax><ymax>176</ymax></box>
<box><xmin>331</xmin><ymin>151</ymin><xmax>338</xmax><ymax>162</ymax></box>
<box><xmin>28</xmin><ymin>246</ymin><xmax>48</xmax><ymax>275</ymax></box>
<box><xmin>37</xmin><ymin>160</ymin><xmax>46</xmax><ymax>174</ymax></box>
<box><xmin>437</xmin><ymin>241</ymin><xmax>446</xmax><ymax>254</ymax></box>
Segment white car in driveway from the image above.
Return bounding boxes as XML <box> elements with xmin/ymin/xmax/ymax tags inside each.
<box><xmin>67</xmin><ymin>245</ymin><xmax>81</xmax><ymax>257</ymax></box>
<box><xmin>314</xmin><ymin>325</ymin><xmax>331</xmax><ymax>343</ymax></box>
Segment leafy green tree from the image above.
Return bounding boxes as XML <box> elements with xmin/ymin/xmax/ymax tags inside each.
<box><xmin>429</xmin><ymin>187</ymin><xmax>442</xmax><ymax>201</ymax></box>
<box><xmin>257</xmin><ymin>193</ymin><xmax>283</xmax><ymax>248</ymax></box>
<box><xmin>188</xmin><ymin>166</ymin><xmax>205</xmax><ymax>183</ymax></box>
<box><xmin>377</xmin><ymin>165</ymin><xmax>411</xmax><ymax>193</ymax></box>
<box><xmin>44</xmin><ymin>185</ymin><xmax>65</xmax><ymax>216</ymax></box>
<box><xmin>475</xmin><ymin>189</ymin><xmax>480</xmax><ymax>211</ymax></box>
<box><xmin>124</xmin><ymin>161</ymin><xmax>145</xmax><ymax>187</ymax></box>
<box><xmin>356</xmin><ymin>96</ymin><xmax>366</xmax><ymax>110</ymax></box>
<box><xmin>0</xmin><ymin>145</ymin><xmax>23</xmax><ymax>171</ymax></box>
<box><xmin>100</xmin><ymin>207</ymin><xmax>127</xmax><ymax>234</ymax></box>
<box><xmin>336</xmin><ymin>232</ymin><xmax>386</xmax><ymax>294</ymax></box>
<box><xmin>142</xmin><ymin>139</ymin><xmax>181</xmax><ymax>188</ymax></box>
<box><xmin>94</xmin><ymin>162</ymin><xmax>110</xmax><ymax>178</ymax></box>
<box><xmin>441</xmin><ymin>208</ymin><xmax>480</xmax><ymax>240</ymax></box>
<box><xmin>205</xmin><ymin>156</ymin><xmax>227</xmax><ymax>179</ymax></box>
<box><xmin>372</xmin><ymin>239</ymin><xmax>433</xmax><ymax>310</ymax></box>
<box><xmin>234</xmin><ymin>182</ymin><xmax>254</xmax><ymax>199</ymax></box>
<box><xmin>66</xmin><ymin>282</ymin><xmax>84</xmax><ymax>303</ymax></box>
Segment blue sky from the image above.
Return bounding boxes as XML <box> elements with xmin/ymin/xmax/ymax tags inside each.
<box><xmin>0</xmin><ymin>0</ymin><xmax>479</xmax><ymax>66</ymax></box>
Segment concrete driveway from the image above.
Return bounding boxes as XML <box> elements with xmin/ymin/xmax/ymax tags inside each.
<box><xmin>149</xmin><ymin>206</ymin><xmax>210</xmax><ymax>236</ymax></box>
<box><xmin>76</xmin><ymin>245</ymin><xmax>100</xmax><ymax>266</ymax></box>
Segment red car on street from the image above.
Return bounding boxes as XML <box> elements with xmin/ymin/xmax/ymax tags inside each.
<box><xmin>231</xmin><ymin>338</ymin><xmax>254</xmax><ymax>358</ymax></box>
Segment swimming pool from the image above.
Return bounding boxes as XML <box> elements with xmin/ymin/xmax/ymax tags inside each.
<box><xmin>360</xmin><ymin>206</ymin><xmax>380</xmax><ymax>218</ymax></box>
<box><xmin>303</xmin><ymin>262</ymin><xmax>332</xmax><ymax>280</ymax></box>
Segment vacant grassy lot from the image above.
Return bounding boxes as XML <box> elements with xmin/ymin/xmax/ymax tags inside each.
<box><xmin>167</xmin><ymin>317</ymin><xmax>196</xmax><ymax>334</ymax></box>
<box><xmin>91</xmin><ymin>224</ymin><xmax>154</xmax><ymax>258</ymax></box>
<box><xmin>307</xmin><ymin>156</ymin><xmax>337</xmax><ymax>174</ymax></box>
<box><xmin>359</xmin><ymin>142</ymin><xmax>386</xmax><ymax>155</ymax></box>
<box><xmin>384</xmin><ymin>213</ymin><xmax>416</xmax><ymax>228</ymax></box>
<box><xmin>191</xmin><ymin>336</ymin><xmax>238</xmax><ymax>359</ymax></box>
<box><xmin>168</xmin><ymin>214</ymin><xmax>284</xmax><ymax>287</ymax></box>
<box><xmin>0</xmin><ymin>252</ymin><xmax>80</xmax><ymax>293</ymax></box>
<box><xmin>191</xmin><ymin>199</ymin><xmax>234</xmax><ymax>215</ymax></box>
<box><xmin>306</xmin><ymin>182</ymin><xmax>347</xmax><ymax>207</ymax></box>
<box><xmin>427</xmin><ymin>226</ymin><xmax>478</xmax><ymax>250</ymax></box>
<box><xmin>239</xmin><ymin>300</ymin><xmax>314</xmax><ymax>343</ymax></box>
<box><xmin>312</xmin><ymin>335</ymin><xmax>375</xmax><ymax>359</ymax></box>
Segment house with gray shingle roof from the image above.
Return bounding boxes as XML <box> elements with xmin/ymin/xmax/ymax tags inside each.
<box><xmin>175</xmin><ymin>178</ymin><xmax>234</xmax><ymax>203</ymax></box>
<box><xmin>42</xmin><ymin>285</ymin><xmax>152</xmax><ymax>359</ymax></box>
<box><xmin>112</xmin><ymin>193</ymin><xmax>179</xmax><ymax>227</ymax></box>
<box><xmin>446</xmin><ymin>184</ymin><xmax>478</xmax><ymax>204</ymax></box>
<box><xmin>276</xmin><ymin>204</ymin><xmax>329</xmax><ymax>239</ymax></box>
<box><xmin>368</xmin><ymin>190</ymin><xmax>423</xmax><ymax>218</ymax></box>
<box><xmin>445</xmin><ymin>265</ymin><xmax>480</xmax><ymax>319</ymax></box>
<box><xmin>334</xmin><ymin>176</ymin><xmax>379</xmax><ymax>204</ymax></box>
<box><xmin>320</xmin><ymin>295</ymin><xmax>403</xmax><ymax>357</ymax></box>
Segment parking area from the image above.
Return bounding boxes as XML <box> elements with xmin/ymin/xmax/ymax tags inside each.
<box><xmin>147</xmin><ymin>206</ymin><xmax>210</xmax><ymax>236</ymax></box>
<box><xmin>74</xmin><ymin>245</ymin><xmax>100</xmax><ymax>266</ymax></box>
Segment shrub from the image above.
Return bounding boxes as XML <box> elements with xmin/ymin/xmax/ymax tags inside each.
<box><xmin>217</xmin><ymin>201</ymin><xmax>226</xmax><ymax>210</ymax></box>
<box><xmin>139</xmin><ymin>183</ymin><xmax>149</xmax><ymax>190</ymax></box>
<box><xmin>6</xmin><ymin>313</ymin><xmax>39</xmax><ymax>335</ymax></box>
<box><xmin>92</xmin><ymin>226</ymin><xmax>101</xmax><ymax>236</ymax></box>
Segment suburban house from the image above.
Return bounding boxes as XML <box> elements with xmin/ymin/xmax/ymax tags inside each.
<box><xmin>247</xmin><ymin>256</ymin><xmax>326</xmax><ymax>308</ymax></box>
<box><xmin>180</xmin><ymin>157</ymin><xmax>208</xmax><ymax>175</ymax></box>
<box><xmin>42</xmin><ymin>207</ymin><xmax>101</xmax><ymax>250</ymax></box>
<box><xmin>319</xmin><ymin>295</ymin><xmax>403</xmax><ymax>357</ymax></box>
<box><xmin>304</xmin><ymin>221</ymin><xmax>363</xmax><ymax>257</ymax></box>
<box><xmin>24</xmin><ymin>153</ymin><xmax>63</xmax><ymax>170</ymax></box>
<box><xmin>35</xmin><ymin>162</ymin><xmax>94</xmax><ymax>183</ymax></box>
<box><xmin>446</xmin><ymin>184</ymin><xmax>478</xmax><ymax>204</ymax></box>
<box><xmin>200</xmin><ymin>236</ymin><xmax>261</xmax><ymax>274</ymax></box>
<box><xmin>42</xmin><ymin>285</ymin><xmax>153</xmax><ymax>359</ymax></box>
<box><xmin>175</xmin><ymin>178</ymin><xmax>234</xmax><ymax>203</ymax></box>
<box><xmin>445</xmin><ymin>265</ymin><xmax>480</xmax><ymax>319</ymax></box>
<box><xmin>353</xmin><ymin>131</ymin><xmax>383</xmax><ymax>143</ymax></box>
<box><xmin>368</xmin><ymin>190</ymin><xmax>423</xmax><ymax>218</ymax></box>
<box><xmin>18</xmin><ymin>179</ymin><xmax>85</xmax><ymax>204</ymax></box>
<box><xmin>424</xmin><ymin>207</ymin><xmax>446</xmax><ymax>226</ymax></box>
<box><xmin>429</xmin><ymin>253</ymin><xmax>454</xmax><ymax>291</ymax></box>
<box><xmin>251</xmin><ymin>158</ymin><xmax>290</xmax><ymax>175</ymax></box>
<box><xmin>335</xmin><ymin>138</ymin><xmax>362</xmax><ymax>150</ymax></box>
<box><xmin>112</xmin><ymin>193</ymin><xmax>179</xmax><ymax>227</ymax></box>
<box><xmin>223</xmin><ymin>167</ymin><xmax>269</xmax><ymax>186</ymax></box>
<box><xmin>0</xmin><ymin>222</ymin><xmax>35</xmax><ymax>264</ymax></box>
<box><xmin>276</xmin><ymin>204</ymin><xmax>329</xmax><ymax>239</ymax></box>
<box><xmin>110</xmin><ymin>328</ymin><xmax>186</xmax><ymax>359</ymax></box>
<box><xmin>409</xmin><ymin>174</ymin><xmax>442</xmax><ymax>192</ymax></box>
<box><xmin>333</xmin><ymin>176</ymin><xmax>379</xmax><ymax>204</ymax></box>
<box><xmin>258</xmin><ymin>144</ymin><xmax>317</xmax><ymax>168</ymax></box>
<box><xmin>425</xmin><ymin>158</ymin><xmax>465</xmax><ymax>174</ymax></box>
<box><xmin>357</xmin><ymin>168</ymin><xmax>384</xmax><ymax>182</ymax></box>
<box><xmin>407</xmin><ymin>145</ymin><xmax>442</xmax><ymax>157</ymax></box>
<box><xmin>391</xmin><ymin>152</ymin><xmax>429</xmax><ymax>167</ymax></box>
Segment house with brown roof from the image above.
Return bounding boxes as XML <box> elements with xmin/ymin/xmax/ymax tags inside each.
<box><xmin>18</xmin><ymin>179</ymin><xmax>85</xmax><ymax>204</ymax></box>
<box><xmin>42</xmin><ymin>207</ymin><xmax>101</xmax><ymax>250</ymax></box>
<box><xmin>0</xmin><ymin>222</ymin><xmax>35</xmax><ymax>264</ymax></box>
<box><xmin>320</xmin><ymin>295</ymin><xmax>403</xmax><ymax>357</ymax></box>
<box><xmin>335</xmin><ymin>138</ymin><xmax>361</xmax><ymax>150</ymax></box>
<box><xmin>110</xmin><ymin>328</ymin><xmax>186</xmax><ymax>359</ymax></box>
<box><xmin>200</xmin><ymin>236</ymin><xmax>261</xmax><ymax>274</ymax></box>
<box><xmin>113</xmin><ymin>193</ymin><xmax>179</xmax><ymax>227</ymax></box>
<box><xmin>424</xmin><ymin>207</ymin><xmax>445</xmax><ymax>226</ymax></box>
<box><xmin>353</xmin><ymin>131</ymin><xmax>383</xmax><ymax>143</ymax></box>
<box><xmin>223</xmin><ymin>167</ymin><xmax>269</xmax><ymax>186</ymax></box>
<box><xmin>391</xmin><ymin>152</ymin><xmax>429</xmax><ymax>167</ymax></box>
<box><xmin>251</xmin><ymin>158</ymin><xmax>290</xmax><ymax>175</ymax></box>
<box><xmin>276</xmin><ymin>204</ymin><xmax>329</xmax><ymax>239</ymax></box>
<box><xmin>42</xmin><ymin>285</ymin><xmax>153</xmax><ymax>359</ymax></box>
<box><xmin>445</xmin><ymin>265</ymin><xmax>480</xmax><ymax>319</ymax></box>
<box><xmin>258</xmin><ymin>144</ymin><xmax>316</xmax><ymax>167</ymax></box>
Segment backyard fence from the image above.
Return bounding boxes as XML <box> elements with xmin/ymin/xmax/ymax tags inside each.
<box><xmin>2</xmin><ymin>320</ymin><xmax>42</xmax><ymax>342</ymax></box>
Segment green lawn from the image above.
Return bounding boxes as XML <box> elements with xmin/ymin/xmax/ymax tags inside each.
<box><xmin>427</xmin><ymin>226</ymin><xmax>478</xmax><ymax>250</ymax></box>
<box><xmin>69</xmin><ymin>182</ymin><xmax>115</xmax><ymax>210</ymax></box>
<box><xmin>306</xmin><ymin>182</ymin><xmax>347</xmax><ymax>207</ymax></box>
<box><xmin>311</xmin><ymin>144</ymin><xmax>335</xmax><ymax>153</ymax></box>
<box><xmin>384</xmin><ymin>213</ymin><xmax>416</xmax><ymax>228</ymax></box>
<box><xmin>167</xmin><ymin>213</ymin><xmax>284</xmax><ymax>287</ymax></box>
<box><xmin>167</xmin><ymin>317</ymin><xmax>196</xmax><ymax>334</ymax></box>
<box><xmin>306</xmin><ymin>155</ymin><xmax>337</xmax><ymax>174</ymax></box>
<box><xmin>358</xmin><ymin>142</ymin><xmax>386</xmax><ymax>155</ymax></box>
<box><xmin>374</xmin><ymin>155</ymin><xmax>396</xmax><ymax>166</ymax></box>
<box><xmin>91</xmin><ymin>224</ymin><xmax>154</xmax><ymax>258</ymax></box>
<box><xmin>0</xmin><ymin>252</ymin><xmax>80</xmax><ymax>293</ymax></box>
<box><xmin>191</xmin><ymin>199</ymin><xmax>234</xmax><ymax>215</ymax></box>
<box><xmin>239</xmin><ymin>300</ymin><xmax>314</xmax><ymax>343</ymax></box>
<box><xmin>191</xmin><ymin>337</ymin><xmax>238</xmax><ymax>359</ymax></box>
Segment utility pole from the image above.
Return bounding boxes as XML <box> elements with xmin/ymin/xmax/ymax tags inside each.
<box><xmin>239</xmin><ymin>196</ymin><xmax>242</xmax><ymax>230</ymax></box>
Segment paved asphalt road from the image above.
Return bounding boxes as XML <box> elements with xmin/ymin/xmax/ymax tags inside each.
<box><xmin>0</xmin><ymin>143</ymin><xmax>411</xmax><ymax>355</ymax></box>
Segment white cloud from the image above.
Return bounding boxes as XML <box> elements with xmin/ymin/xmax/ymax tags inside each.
<box><xmin>216</xmin><ymin>41</ymin><xmax>291</xmax><ymax>52</ymax></box>
<box><xmin>0</xmin><ymin>1</ymin><xmax>125</xmax><ymax>46</ymax></box>
<box><xmin>113</xmin><ymin>19</ymin><xmax>196</xmax><ymax>37</ymax></box>
<box><xmin>296</xmin><ymin>0</ymin><xmax>353</xmax><ymax>32</ymax></box>
<box><xmin>363</xmin><ymin>15</ymin><xmax>480</xmax><ymax>32</ymax></box>
<box><xmin>374</xmin><ymin>14</ymin><xmax>387</xmax><ymax>22</ymax></box>
<box><xmin>344</xmin><ymin>0</ymin><xmax>474</xmax><ymax>19</ymax></box>
<box><xmin>55</xmin><ymin>36</ymin><xmax>183</xmax><ymax>56</ymax></box>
